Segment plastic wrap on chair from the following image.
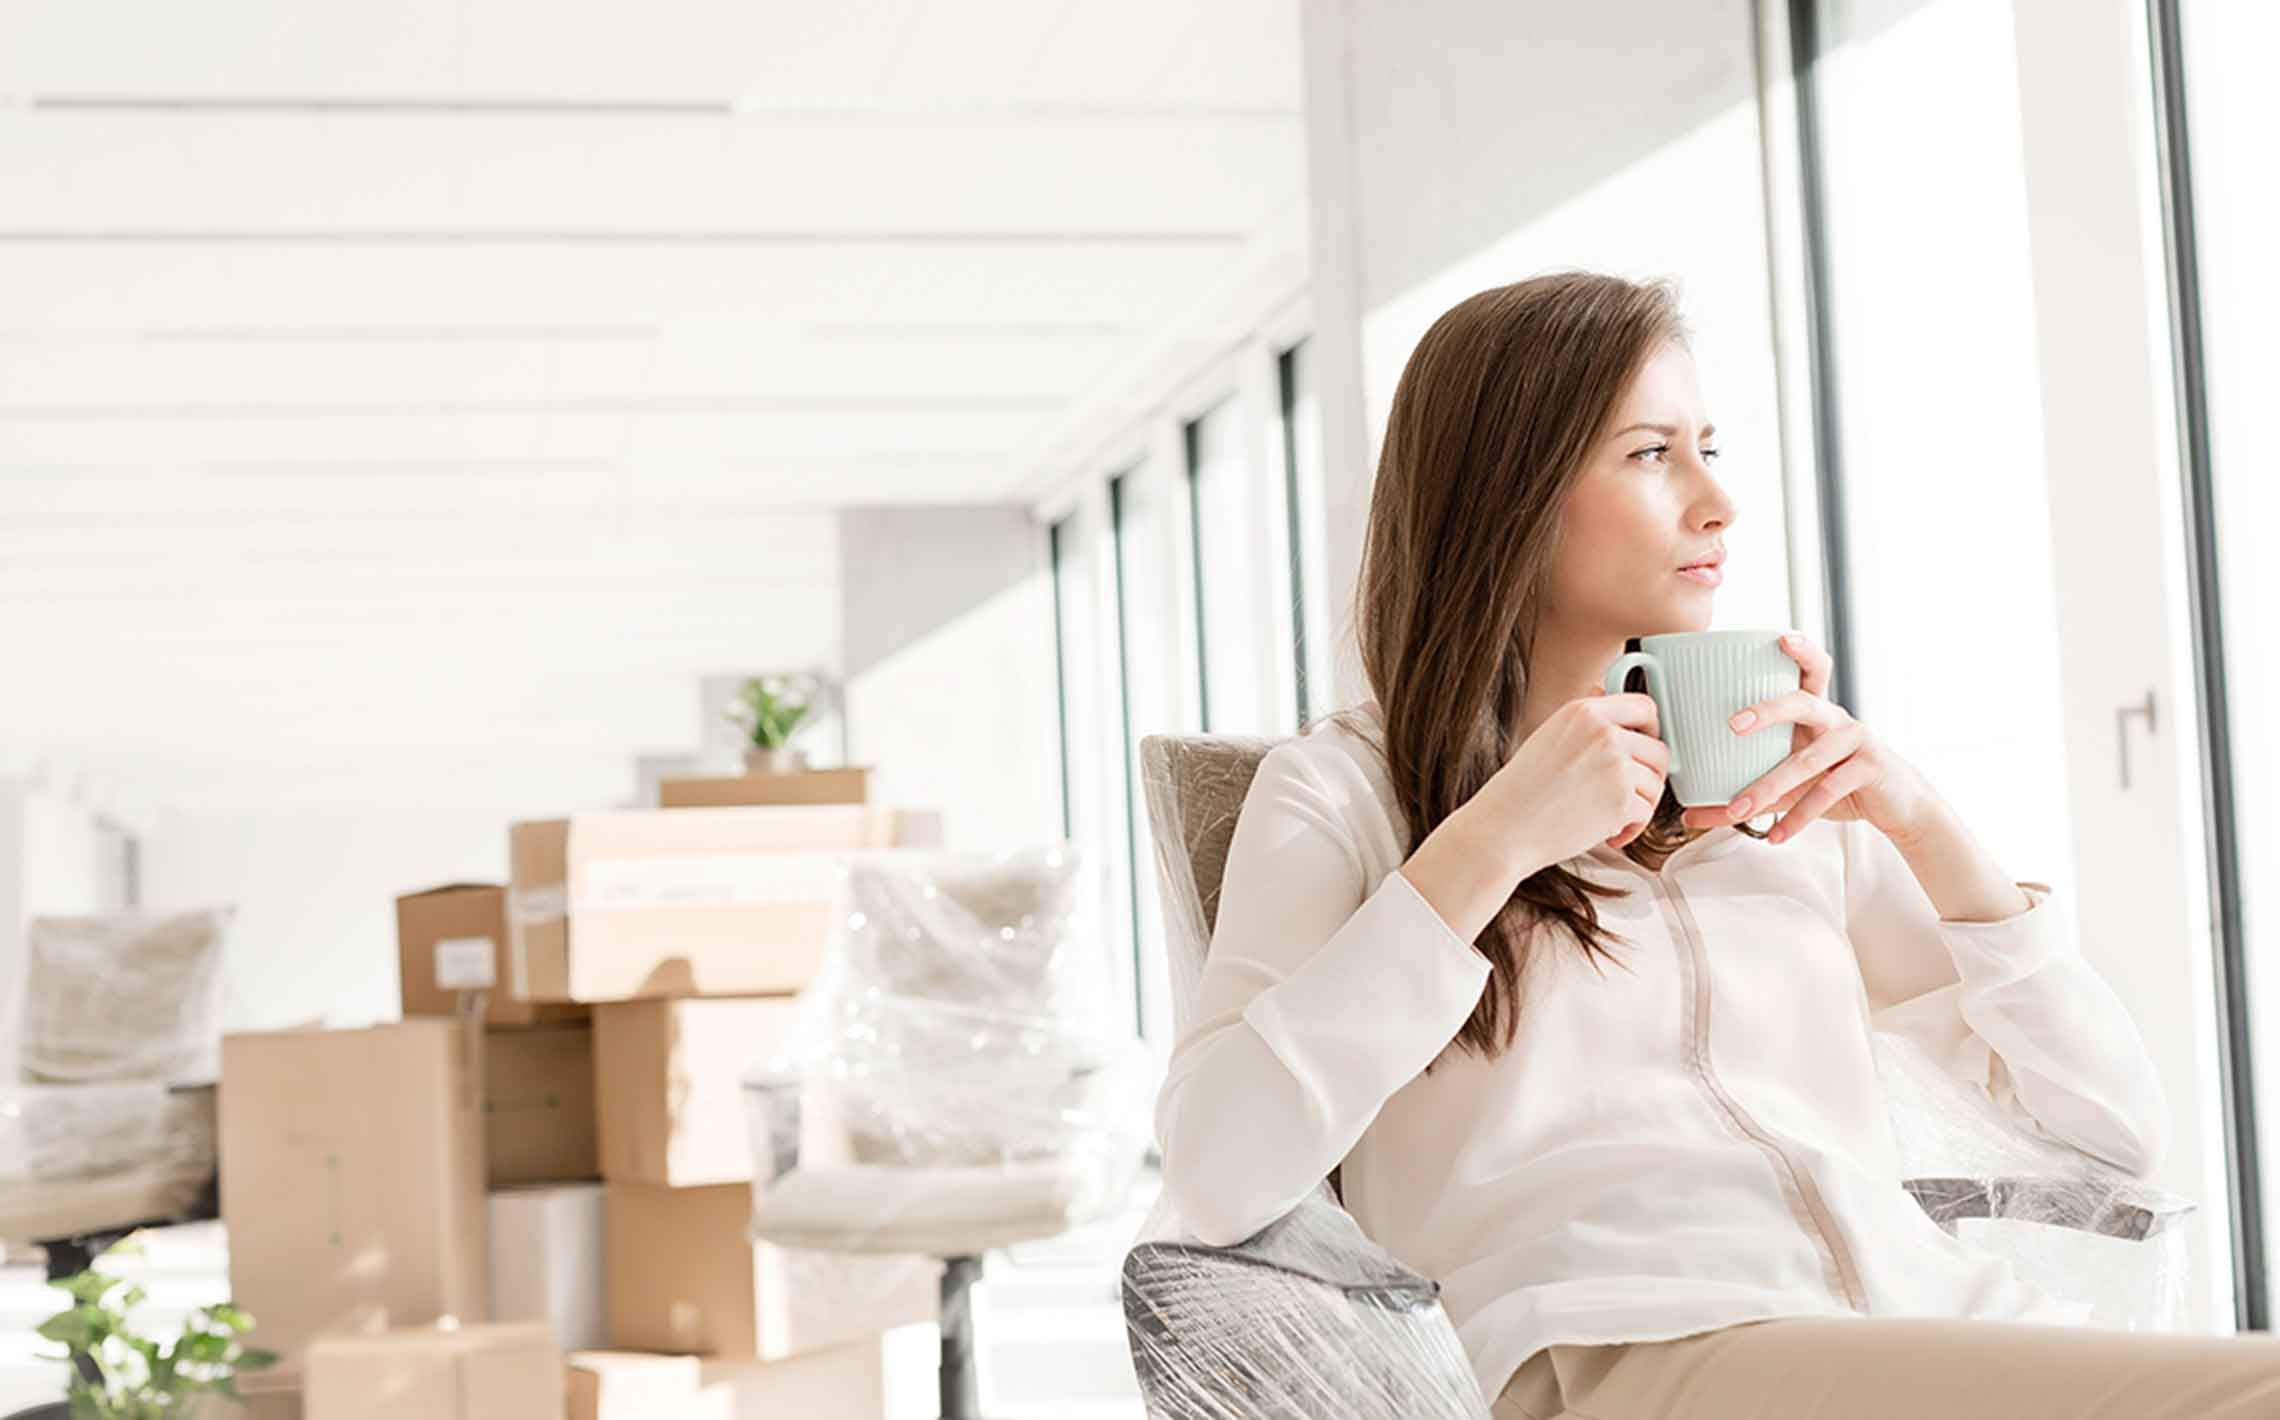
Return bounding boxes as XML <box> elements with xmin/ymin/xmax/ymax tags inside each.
<box><xmin>18</xmin><ymin>907</ymin><xmax>232</xmax><ymax>1085</ymax></box>
<box><xmin>1874</xmin><ymin>1028</ymin><xmax>2194</xmax><ymax>1329</ymax></box>
<box><xmin>0</xmin><ymin>1082</ymin><xmax>217</xmax><ymax>1243</ymax></box>
<box><xmin>1122</xmin><ymin>1183</ymin><xmax>1492</xmax><ymax>1420</ymax></box>
<box><xmin>742</xmin><ymin>844</ymin><xmax>1153</xmax><ymax>1258</ymax></box>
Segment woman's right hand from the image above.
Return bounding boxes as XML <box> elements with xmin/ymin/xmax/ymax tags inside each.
<box><xmin>1399</xmin><ymin>690</ymin><xmax>1671</xmax><ymax>950</ymax></box>
<box><xmin>1479</xmin><ymin>690</ymin><xmax>1671</xmax><ymax>865</ymax></box>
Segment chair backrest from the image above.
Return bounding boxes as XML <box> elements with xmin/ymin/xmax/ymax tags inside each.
<box><xmin>1136</xmin><ymin>733</ymin><xmax>1280</xmax><ymax>1037</ymax></box>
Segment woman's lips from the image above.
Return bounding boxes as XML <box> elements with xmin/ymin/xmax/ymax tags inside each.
<box><xmin>1677</xmin><ymin>563</ymin><xmax>1723</xmax><ymax>586</ymax></box>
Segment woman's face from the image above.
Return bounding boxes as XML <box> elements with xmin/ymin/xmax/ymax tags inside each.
<box><xmin>1543</xmin><ymin>339</ymin><xmax>1736</xmax><ymax>640</ymax></box>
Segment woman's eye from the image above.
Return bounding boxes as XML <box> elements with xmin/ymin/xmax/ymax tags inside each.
<box><xmin>1632</xmin><ymin>444</ymin><xmax>1721</xmax><ymax>464</ymax></box>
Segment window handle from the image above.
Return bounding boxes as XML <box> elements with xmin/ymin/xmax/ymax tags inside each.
<box><xmin>2116</xmin><ymin>688</ymin><xmax>2157</xmax><ymax>790</ymax></box>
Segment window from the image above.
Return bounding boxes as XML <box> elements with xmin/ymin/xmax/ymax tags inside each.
<box><xmin>1185</xmin><ymin>394</ymin><xmax>1295</xmax><ymax>736</ymax></box>
<box><xmin>1111</xmin><ymin>467</ymin><xmax>1180</xmax><ymax>1048</ymax></box>
<box><xmin>1279</xmin><ymin>339</ymin><xmax>1333</xmax><ymax>728</ymax></box>
<box><xmin>2163</xmin><ymin>0</ymin><xmax>2279</xmax><ymax>1322</ymax></box>
<box><xmin>1797</xmin><ymin>0</ymin><xmax>2078</xmax><ymax>906</ymax></box>
<box><xmin>1048</xmin><ymin>513</ymin><xmax>1087</xmax><ymax>841</ymax></box>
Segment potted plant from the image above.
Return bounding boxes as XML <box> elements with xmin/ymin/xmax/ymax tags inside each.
<box><xmin>17</xmin><ymin>1259</ymin><xmax>278</xmax><ymax>1420</ymax></box>
<box><xmin>727</xmin><ymin>673</ymin><xmax>823</xmax><ymax>774</ymax></box>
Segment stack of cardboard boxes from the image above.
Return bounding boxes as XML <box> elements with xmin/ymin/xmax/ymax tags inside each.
<box><xmin>214</xmin><ymin>766</ymin><xmax>945</xmax><ymax>1419</ymax></box>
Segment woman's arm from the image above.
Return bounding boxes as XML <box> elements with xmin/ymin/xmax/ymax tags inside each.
<box><xmin>1153</xmin><ymin>741</ymin><xmax>1498</xmax><ymax>1247</ymax></box>
<box><xmin>1843</xmin><ymin>808</ymin><xmax>2170</xmax><ymax>1178</ymax></box>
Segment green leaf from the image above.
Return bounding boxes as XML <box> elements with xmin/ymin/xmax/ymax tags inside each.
<box><xmin>233</xmin><ymin>1348</ymin><xmax>280</xmax><ymax>1373</ymax></box>
<box><xmin>205</xmin><ymin>1303</ymin><xmax>254</xmax><ymax>1334</ymax></box>
<box><xmin>37</xmin><ymin>1307</ymin><xmax>103</xmax><ymax>1351</ymax></box>
<box><xmin>51</xmin><ymin>1271</ymin><xmax>118</xmax><ymax>1307</ymax></box>
<box><xmin>180</xmin><ymin>1331</ymin><xmax>230</xmax><ymax>1364</ymax></box>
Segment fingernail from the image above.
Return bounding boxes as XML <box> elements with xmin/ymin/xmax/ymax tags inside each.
<box><xmin>1730</xmin><ymin>796</ymin><xmax>1753</xmax><ymax>818</ymax></box>
<box><xmin>1730</xmin><ymin>710</ymin><xmax>1756</xmax><ymax>731</ymax></box>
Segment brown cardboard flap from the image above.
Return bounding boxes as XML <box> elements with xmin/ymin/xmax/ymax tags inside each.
<box><xmin>220</xmin><ymin>1022</ymin><xmax>489</xmax><ymax>1368</ymax></box>
<box><xmin>567</xmin><ymin>1343</ymin><xmax>885</xmax><ymax>1420</ymax></box>
<box><xmin>592</xmin><ymin>997</ymin><xmax>800</xmax><ymax>1187</ymax></box>
<box><xmin>503</xmin><ymin>807</ymin><xmax>932</xmax><ymax>1004</ymax></box>
<box><xmin>306</xmin><ymin>1321</ymin><xmax>561</xmax><ymax>1420</ymax></box>
<box><xmin>483</xmin><ymin>1025</ymin><xmax>600</xmax><ymax>1186</ymax></box>
<box><xmin>603</xmin><ymin>1181</ymin><xmax>936</xmax><ymax>1363</ymax></box>
<box><xmin>399</xmin><ymin>883</ymin><xmax>587</xmax><ymax>1027</ymax></box>
<box><xmin>659</xmin><ymin>766</ymin><xmax>873</xmax><ymax>808</ymax></box>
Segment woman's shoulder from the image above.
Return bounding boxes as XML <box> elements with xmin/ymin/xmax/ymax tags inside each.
<box><xmin>1254</xmin><ymin>701</ymin><xmax>1404</xmax><ymax>855</ymax></box>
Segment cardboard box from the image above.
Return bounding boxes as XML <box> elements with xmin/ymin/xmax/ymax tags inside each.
<box><xmin>604</xmin><ymin>1181</ymin><xmax>938</xmax><ymax>1362</ymax></box>
<box><xmin>489</xmin><ymin>1183</ymin><xmax>606</xmax><ymax>1353</ymax></box>
<box><xmin>567</xmin><ymin>1341</ymin><xmax>886</xmax><ymax>1420</ymax></box>
<box><xmin>659</xmin><ymin>766</ymin><xmax>873</xmax><ymax>808</ymax></box>
<box><xmin>397</xmin><ymin>883</ymin><xmax>589</xmax><ymax>1027</ymax></box>
<box><xmin>220</xmin><ymin>1022</ymin><xmax>488</xmax><ymax>1365</ymax></box>
<box><xmin>505</xmin><ymin>806</ymin><xmax>932</xmax><ymax>1003</ymax></box>
<box><xmin>593</xmin><ymin>997</ymin><xmax>801</xmax><ymax>1187</ymax></box>
<box><xmin>304</xmin><ymin>1321</ymin><xmax>561</xmax><ymax>1420</ymax></box>
<box><xmin>483</xmin><ymin>1023</ymin><xmax>599</xmax><ymax>1186</ymax></box>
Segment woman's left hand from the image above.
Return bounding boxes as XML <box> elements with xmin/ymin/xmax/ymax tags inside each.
<box><xmin>1678</xmin><ymin>631</ymin><xmax>1943</xmax><ymax>846</ymax></box>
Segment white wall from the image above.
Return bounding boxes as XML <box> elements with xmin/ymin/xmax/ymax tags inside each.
<box><xmin>4</xmin><ymin>509</ymin><xmax>842</xmax><ymax>1031</ymax></box>
<box><xmin>1300</xmin><ymin>0</ymin><xmax>1800</xmax><ymax>705</ymax></box>
<box><xmin>839</xmin><ymin>505</ymin><xmax>1061</xmax><ymax>853</ymax></box>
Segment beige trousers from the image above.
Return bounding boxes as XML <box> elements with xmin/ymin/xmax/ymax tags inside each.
<box><xmin>1491</xmin><ymin>1315</ymin><xmax>2280</xmax><ymax>1420</ymax></box>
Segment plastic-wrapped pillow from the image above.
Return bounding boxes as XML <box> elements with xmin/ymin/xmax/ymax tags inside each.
<box><xmin>18</xmin><ymin>906</ymin><xmax>233</xmax><ymax>1085</ymax></box>
<box><xmin>743</xmin><ymin>844</ymin><xmax>1152</xmax><ymax>1256</ymax></box>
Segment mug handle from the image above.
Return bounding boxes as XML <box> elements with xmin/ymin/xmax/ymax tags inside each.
<box><xmin>1601</xmin><ymin>650</ymin><xmax>1676</xmax><ymax>776</ymax></box>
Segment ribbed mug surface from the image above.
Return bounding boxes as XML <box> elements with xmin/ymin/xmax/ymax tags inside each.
<box><xmin>1602</xmin><ymin>629</ymin><xmax>1800</xmax><ymax>807</ymax></box>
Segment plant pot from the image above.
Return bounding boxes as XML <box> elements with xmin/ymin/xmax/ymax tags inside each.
<box><xmin>743</xmin><ymin>747</ymin><xmax>810</xmax><ymax>775</ymax></box>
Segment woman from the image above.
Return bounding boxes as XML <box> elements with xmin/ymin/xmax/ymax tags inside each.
<box><xmin>1151</xmin><ymin>271</ymin><xmax>2280</xmax><ymax>1418</ymax></box>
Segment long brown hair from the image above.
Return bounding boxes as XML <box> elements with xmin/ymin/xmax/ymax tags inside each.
<box><xmin>1322</xmin><ymin>271</ymin><xmax>1768</xmax><ymax>1064</ymax></box>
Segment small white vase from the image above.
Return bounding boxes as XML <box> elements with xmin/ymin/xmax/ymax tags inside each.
<box><xmin>743</xmin><ymin>747</ymin><xmax>810</xmax><ymax>774</ymax></box>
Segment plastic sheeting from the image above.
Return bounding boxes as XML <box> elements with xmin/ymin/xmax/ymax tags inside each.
<box><xmin>0</xmin><ymin>1082</ymin><xmax>215</xmax><ymax>1185</ymax></box>
<box><xmin>0</xmin><ymin>1083</ymin><xmax>218</xmax><ymax>1244</ymax></box>
<box><xmin>1120</xmin><ymin>731</ymin><xmax>2200</xmax><ymax>1420</ymax></box>
<box><xmin>742</xmin><ymin>844</ymin><xmax>1152</xmax><ymax>1260</ymax></box>
<box><xmin>0</xmin><ymin>907</ymin><xmax>230</xmax><ymax>1243</ymax></box>
<box><xmin>1876</xmin><ymin>1028</ymin><xmax>2194</xmax><ymax>1330</ymax></box>
<box><xmin>1125</xmin><ymin>1184</ymin><xmax>1494</xmax><ymax>1420</ymax></box>
<box><xmin>18</xmin><ymin>906</ymin><xmax>232</xmax><ymax>1086</ymax></box>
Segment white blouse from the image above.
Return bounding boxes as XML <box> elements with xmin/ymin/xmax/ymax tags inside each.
<box><xmin>1152</xmin><ymin>705</ymin><xmax>2170</xmax><ymax>1403</ymax></box>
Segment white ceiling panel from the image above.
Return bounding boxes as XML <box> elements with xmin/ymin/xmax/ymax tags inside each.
<box><xmin>0</xmin><ymin>0</ymin><xmax>1299</xmax><ymax>109</ymax></box>
<box><xmin>0</xmin><ymin>240</ymin><xmax>1240</xmax><ymax>330</ymax></box>
<box><xmin>0</xmin><ymin>112</ymin><xmax>1299</xmax><ymax>232</ymax></box>
<box><xmin>0</xmin><ymin>0</ymin><xmax>1306</xmax><ymax>512</ymax></box>
<box><xmin>0</xmin><ymin>326</ymin><xmax>1126</xmax><ymax>404</ymax></box>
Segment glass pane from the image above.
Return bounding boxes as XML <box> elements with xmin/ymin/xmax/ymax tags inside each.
<box><xmin>1809</xmin><ymin>0</ymin><xmax>2079</xmax><ymax>906</ymax></box>
<box><xmin>2178</xmin><ymin>0</ymin><xmax>2280</xmax><ymax>1305</ymax></box>
<box><xmin>1049</xmin><ymin>513</ymin><xmax>1090</xmax><ymax>841</ymax></box>
<box><xmin>1189</xmin><ymin>395</ymin><xmax>1296</xmax><ymax>737</ymax></box>
<box><xmin>1282</xmin><ymin>340</ymin><xmax>1334</xmax><ymax>729</ymax></box>
<box><xmin>1113</xmin><ymin>469</ymin><xmax>1181</xmax><ymax>1051</ymax></box>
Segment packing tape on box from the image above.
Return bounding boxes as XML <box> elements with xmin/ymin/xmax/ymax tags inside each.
<box><xmin>509</xmin><ymin>884</ymin><xmax>569</xmax><ymax>926</ymax></box>
<box><xmin>504</xmin><ymin>885</ymin><xmax>566</xmax><ymax>1001</ymax></box>
<box><xmin>575</xmin><ymin>852</ymin><xmax>843</xmax><ymax>911</ymax></box>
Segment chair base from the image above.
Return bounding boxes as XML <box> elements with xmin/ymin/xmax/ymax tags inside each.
<box><xmin>939</xmin><ymin>1252</ymin><xmax>986</xmax><ymax>1420</ymax></box>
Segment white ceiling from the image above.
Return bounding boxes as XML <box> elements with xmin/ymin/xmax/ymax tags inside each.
<box><xmin>0</xmin><ymin>0</ymin><xmax>1309</xmax><ymax>513</ymax></box>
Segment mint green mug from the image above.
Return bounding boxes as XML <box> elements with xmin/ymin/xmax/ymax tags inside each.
<box><xmin>1600</xmin><ymin>628</ymin><xmax>1803</xmax><ymax>808</ymax></box>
